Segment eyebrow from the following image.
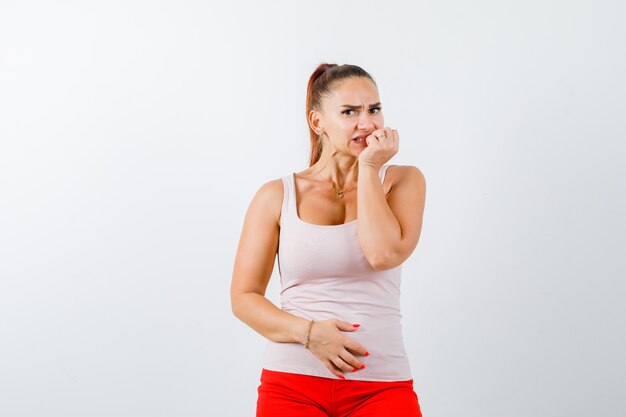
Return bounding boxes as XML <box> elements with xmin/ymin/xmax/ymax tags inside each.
<box><xmin>337</xmin><ymin>102</ymin><xmax>382</xmax><ymax>109</ymax></box>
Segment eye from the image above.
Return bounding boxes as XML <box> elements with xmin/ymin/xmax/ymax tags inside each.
<box><xmin>342</xmin><ymin>107</ymin><xmax>382</xmax><ymax>116</ymax></box>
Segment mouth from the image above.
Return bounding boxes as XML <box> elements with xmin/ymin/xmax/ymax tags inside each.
<box><xmin>352</xmin><ymin>133</ymin><xmax>371</xmax><ymax>144</ymax></box>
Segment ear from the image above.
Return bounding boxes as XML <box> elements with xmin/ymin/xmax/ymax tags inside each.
<box><xmin>308</xmin><ymin>109</ymin><xmax>324</xmax><ymax>133</ymax></box>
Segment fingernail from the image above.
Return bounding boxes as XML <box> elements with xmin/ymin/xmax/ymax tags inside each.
<box><xmin>365</xmin><ymin>351</ymin><xmax>369</xmax><ymax>356</ymax></box>
<box><xmin>360</xmin><ymin>364</ymin><xmax>366</xmax><ymax>369</ymax></box>
<box><xmin>353</xmin><ymin>324</ymin><xmax>361</xmax><ymax>328</ymax></box>
<box><xmin>353</xmin><ymin>367</ymin><xmax>358</xmax><ymax>372</ymax></box>
<box><xmin>339</xmin><ymin>374</ymin><xmax>346</xmax><ymax>380</ymax></box>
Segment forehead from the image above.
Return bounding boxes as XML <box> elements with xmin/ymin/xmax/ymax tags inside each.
<box><xmin>327</xmin><ymin>77</ymin><xmax>379</xmax><ymax>103</ymax></box>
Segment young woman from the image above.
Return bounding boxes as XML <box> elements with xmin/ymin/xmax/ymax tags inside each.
<box><xmin>230</xmin><ymin>63</ymin><xmax>427</xmax><ymax>417</ymax></box>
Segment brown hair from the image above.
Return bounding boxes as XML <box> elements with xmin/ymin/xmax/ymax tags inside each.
<box><xmin>305</xmin><ymin>63</ymin><xmax>377</xmax><ymax>166</ymax></box>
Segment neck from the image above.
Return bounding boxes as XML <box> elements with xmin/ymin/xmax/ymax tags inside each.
<box><xmin>310</xmin><ymin>151</ymin><xmax>360</xmax><ymax>189</ymax></box>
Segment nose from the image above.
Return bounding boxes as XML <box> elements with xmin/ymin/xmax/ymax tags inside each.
<box><xmin>357</xmin><ymin>112</ymin><xmax>376</xmax><ymax>130</ymax></box>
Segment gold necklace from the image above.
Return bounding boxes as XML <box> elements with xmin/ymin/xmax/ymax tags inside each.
<box><xmin>311</xmin><ymin>168</ymin><xmax>358</xmax><ymax>199</ymax></box>
<box><xmin>328</xmin><ymin>181</ymin><xmax>357</xmax><ymax>199</ymax></box>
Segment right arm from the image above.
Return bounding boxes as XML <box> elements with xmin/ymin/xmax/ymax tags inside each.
<box><xmin>229</xmin><ymin>179</ymin><xmax>369</xmax><ymax>378</ymax></box>
<box><xmin>230</xmin><ymin>179</ymin><xmax>309</xmax><ymax>344</ymax></box>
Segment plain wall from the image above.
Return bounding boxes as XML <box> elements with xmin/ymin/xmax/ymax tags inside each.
<box><xmin>1</xmin><ymin>0</ymin><xmax>624</xmax><ymax>416</ymax></box>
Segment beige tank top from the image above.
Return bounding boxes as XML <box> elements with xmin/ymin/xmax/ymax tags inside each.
<box><xmin>261</xmin><ymin>164</ymin><xmax>413</xmax><ymax>381</ymax></box>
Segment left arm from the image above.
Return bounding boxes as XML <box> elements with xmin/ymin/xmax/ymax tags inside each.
<box><xmin>357</xmin><ymin>164</ymin><xmax>426</xmax><ymax>270</ymax></box>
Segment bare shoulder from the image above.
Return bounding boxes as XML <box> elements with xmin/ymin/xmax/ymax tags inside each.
<box><xmin>248</xmin><ymin>177</ymin><xmax>284</xmax><ymax>226</ymax></box>
<box><xmin>386</xmin><ymin>164</ymin><xmax>426</xmax><ymax>190</ymax></box>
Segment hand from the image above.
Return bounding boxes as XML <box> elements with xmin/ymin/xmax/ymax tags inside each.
<box><xmin>305</xmin><ymin>319</ymin><xmax>369</xmax><ymax>379</ymax></box>
<box><xmin>358</xmin><ymin>127</ymin><xmax>399</xmax><ymax>169</ymax></box>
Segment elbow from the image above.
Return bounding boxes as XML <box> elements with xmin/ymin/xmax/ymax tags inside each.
<box><xmin>369</xmin><ymin>252</ymin><xmax>395</xmax><ymax>271</ymax></box>
<box><xmin>230</xmin><ymin>291</ymin><xmax>260</xmax><ymax>322</ymax></box>
<box><xmin>230</xmin><ymin>291</ymin><xmax>244</xmax><ymax>319</ymax></box>
<box><xmin>371</xmin><ymin>259</ymin><xmax>392</xmax><ymax>271</ymax></box>
<box><xmin>369</xmin><ymin>247</ymin><xmax>409</xmax><ymax>270</ymax></box>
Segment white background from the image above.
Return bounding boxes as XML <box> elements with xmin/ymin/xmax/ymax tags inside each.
<box><xmin>1</xmin><ymin>1</ymin><xmax>624</xmax><ymax>416</ymax></box>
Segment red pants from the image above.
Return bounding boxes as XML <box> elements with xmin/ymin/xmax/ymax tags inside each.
<box><xmin>256</xmin><ymin>369</ymin><xmax>423</xmax><ymax>417</ymax></box>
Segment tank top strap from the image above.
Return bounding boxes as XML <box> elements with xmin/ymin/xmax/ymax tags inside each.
<box><xmin>279</xmin><ymin>174</ymin><xmax>295</xmax><ymax>225</ymax></box>
<box><xmin>379</xmin><ymin>164</ymin><xmax>390</xmax><ymax>183</ymax></box>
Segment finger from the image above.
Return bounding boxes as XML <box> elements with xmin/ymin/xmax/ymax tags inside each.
<box><xmin>339</xmin><ymin>349</ymin><xmax>365</xmax><ymax>372</ymax></box>
<box><xmin>335</xmin><ymin>320</ymin><xmax>360</xmax><ymax>332</ymax></box>
<box><xmin>326</xmin><ymin>360</ymin><xmax>346</xmax><ymax>380</ymax></box>
<box><xmin>344</xmin><ymin>339</ymin><xmax>369</xmax><ymax>357</ymax></box>
<box><xmin>330</xmin><ymin>354</ymin><xmax>355</xmax><ymax>374</ymax></box>
<box><xmin>392</xmin><ymin>133</ymin><xmax>399</xmax><ymax>152</ymax></box>
<box><xmin>365</xmin><ymin>134</ymin><xmax>377</xmax><ymax>147</ymax></box>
